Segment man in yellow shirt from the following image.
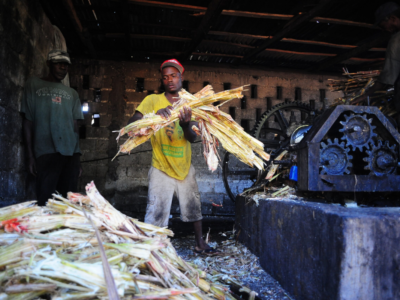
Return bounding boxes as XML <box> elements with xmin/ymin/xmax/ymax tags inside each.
<box><xmin>128</xmin><ymin>59</ymin><xmax>216</xmax><ymax>254</ymax></box>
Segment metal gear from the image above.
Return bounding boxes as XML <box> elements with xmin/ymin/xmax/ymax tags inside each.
<box><xmin>320</xmin><ymin>138</ymin><xmax>353</xmax><ymax>175</ymax></box>
<box><xmin>363</xmin><ymin>140</ymin><xmax>398</xmax><ymax>176</ymax></box>
<box><xmin>339</xmin><ymin>113</ymin><xmax>376</xmax><ymax>151</ymax></box>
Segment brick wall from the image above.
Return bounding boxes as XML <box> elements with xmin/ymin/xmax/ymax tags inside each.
<box><xmin>69</xmin><ymin>60</ymin><xmax>341</xmax><ymax>219</ymax></box>
<box><xmin>0</xmin><ymin>0</ymin><xmax>67</xmax><ymax>206</ymax></box>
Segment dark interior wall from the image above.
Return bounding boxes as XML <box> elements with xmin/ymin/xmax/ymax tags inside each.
<box><xmin>0</xmin><ymin>0</ymin><xmax>67</xmax><ymax>205</ymax></box>
<box><xmin>69</xmin><ymin>59</ymin><xmax>340</xmax><ymax>219</ymax></box>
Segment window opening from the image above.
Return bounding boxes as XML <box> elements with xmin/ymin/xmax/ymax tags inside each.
<box><xmin>94</xmin><ymin>88</ymin><xmax>101</xmax><ymax>102</ymax></box>
<box><xmin>277</xmin><ymin>86</ymin><xmax>282</xmax><ymax>100</ymax></box>
<box><xmin>223</xmin><ymin>82</ymin><xmax>231</xmax><ymax>90</ymax></box>
<box><xmin>241</xmin><ymin>96</ymin><xmax>247</xmax><ymax>109</ymax></box>
<box><xmin>91</xmin><ymin>113</ymin><xmax>100</xmax><ymax>127</ymax></box>
<box><xmin>82</xmin><ymin>75</ymin><xmax>89</xmax><ymax>90</ymax></box>
<box><xmin>251</xmin><ymin>85</ymin><xmax>257</xmax><ymax>98</ymax></box>
<box><xmin>295</xmin><ymin>87</ymin><xmax>302</xmax><ymax>101</ymax></box>
<box><xmin>229</xmin><ymin>107</ymin><xmax>236</xmax><ymax>120</ymax></box>
<box><xmin>136</xmin><ymin>78</ymin><xmax>144</xmax><ymax>92</ymax></box>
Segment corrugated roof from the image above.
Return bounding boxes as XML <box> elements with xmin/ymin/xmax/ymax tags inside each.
<box><xmin>41</xmin><ymin>0</ymin><xmax>388</xmax><ymax>72</ymax></box>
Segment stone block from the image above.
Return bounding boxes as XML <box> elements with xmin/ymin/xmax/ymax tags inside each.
<box><xmin>197</xmin><ymin>180</ymin><xmax>215</xmax><ymax>193</ymax></box>
<box><xmin>101</xmin><ymin>90</ymin><xmax>111</xmax><ymax>102</ymax></box>
<box><xmin>102</xmin><ymin>77</ymin><xmax>112</xmax><ymax>89</ymax></box>
<box><xmin>79</xmin><ymin>139</ymin><xmax>96</xmax><ymax>151</ymax></box>
<box><xmin>126</xmin><ymin>92</ymin><xmax>145</xmax><ymax>103</ymax></box>
<box><xmin>86</xmin><ymin>127</ymin><xmax>110</xmax><ymax>139</ymax></box>
<box><xmin>96</xmin><ymin>139</ymin><xmax>109</xmax><ymax>152</ymax></box>
<box><xmin>90</xmin><ymin>76</ymin><xmax>103</xmax><ymax>88</ymax></box>
<box><xmin>100</xmin><ymin>114</ymin><xmax>112</xmax><ymax>127</ymax></box>
<box><xmin>236</xmin><ymin>197</ymin><xmax>400</xmax><ymax>300</ymax></box>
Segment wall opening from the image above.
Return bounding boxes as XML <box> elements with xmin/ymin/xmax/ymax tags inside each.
<box><xmin>241</xmin><ymin>119</ymin><xmax>250</xmax><ymax>133</ymax></box>
<box><xmin>82</xmin><ymin>75</ymin><xmax>89</xmax><ymax>90</ymax></box>
<box><xmin>229</xmin><ymin>107</ymin><xmax>236</xmax><ymax>120</ymax></box>
<box><xmin>82</xmin><ymin>101</ymin><xmax>89</xmax><ymax>113</ymax></box>
<box><xmin>136</xmin><ymin>78</ymin><xmax>144</xmax><ymax>92</ymax></box>
<box><xmin>183</xmin><ymin>80</ymin><xmax>189</xmax><ymax>91</ymax></box>
<box><xmin>277</xmin><ymin>86</ymin><xmax>282</xmax><ymax>100</ymax></box>
<box><xmin>223</xmin><ymin>82</ymin><xmax>231</xmax><ymax>90</ymax></box>
<box><xmin>295</xmin><ymin>87</ymin><xmax>302</xmax><ymax>101</ymax></box>
<box><xmin>94</xmin><ymin>88</ymin><xmax>101</xmax><ymax>102</ymax></box>
<box><xmin>241</xmin><ymin>96</ymin><xmax>247</xmax><ymax>109</ymax></box>
<box><xmin>256</xmin><ymin>108</ymin><xmax>262</xmax><ymax>121</ymax></box>
<box><xmin>266</xmin><ymin>97</ymin><xmax>272</xmax><ymax>111</ymax></box>
<box><xmin>91</xmin><ymin>113</ymin><xmax>100</xmax><ymax>127</ymax></box>
<box><xmin>251</xmin><ymin>85</ymin><xmax>257</xmax><ymax>98</ymax></box>
<box><xmin>320</xmin><ymin>89</ymin><xmax>326</xmax><ymax>102</ymax></box>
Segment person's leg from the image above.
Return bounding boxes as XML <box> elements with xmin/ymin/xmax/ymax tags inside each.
<box><xmin>177</xmin><ymin>165</ymin><xmax>212</xmax><ymax>251</ymax></box>
<box><xmin>36</xmin><ymin>153</ymin><xmax>66</xmax><ymax>206</ymax></box>
<box><xmin>57</xmin><ymin>153</ymin><xmax>80</xmax><ymax>197</ymax></box>
<box><xmin>193</xmin><ymin>219</ymin><xmax>211</xmax><ymax>250</ymax></box>
<box><xmin>145</xmin><ymin>167</ymin><xmax>175</xmax><ymax>227</ymax></box>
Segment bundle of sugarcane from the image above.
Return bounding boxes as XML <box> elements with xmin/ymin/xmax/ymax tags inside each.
<box><xmin>329</xmin><ymin>69</ymin><xmax>396</xmax><ymax>115</ymax></box>
<box><xmin>0</xmin><ymin>181</ymin><xmax>255</xmax><ymax>300</ymax></box>
<box><xmin>114</xmin><ymin>86</ymin><xmax>270</xmax><ymax>171</ymax></box>
<box><xmin>328</xmin><ymin>69</ymin><xmax>381</xmax><ymax>107</ymax></box>
<box><xmin>328</xmin><ymin>70</ymin><xmax>381</xmax><ymax>93</ymax></box>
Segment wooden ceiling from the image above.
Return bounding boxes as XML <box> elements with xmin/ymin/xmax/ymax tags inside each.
<box><xmin>40</xmin><ymin>0</ymin><xmax>390</xmax><ymax>73</ymax></box>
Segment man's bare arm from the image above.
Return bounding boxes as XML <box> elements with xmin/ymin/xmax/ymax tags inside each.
<box><xmin>128</xmin><ymin>111</ymin><xmax>144</xmax><ymax>125</ymax></box>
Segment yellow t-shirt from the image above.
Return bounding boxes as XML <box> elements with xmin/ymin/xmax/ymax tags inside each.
<box><xmin>136</xmin><ymin>93</ymin><xmax>191</xmax><ymax>180</ymax></box>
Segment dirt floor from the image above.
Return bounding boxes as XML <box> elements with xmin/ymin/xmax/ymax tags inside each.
<box><xmin>170</xmin><ymin>221</ymin><xmax>293</xmax><ymax>300</ymax></box>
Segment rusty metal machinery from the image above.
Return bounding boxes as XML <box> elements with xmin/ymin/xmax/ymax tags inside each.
<box><xmin>222</xmin><ymin>103</ymin><xmax>400</xmax><ymax>202</ymax></box>
<box><xmin>297</xmin><ymin>105</ymin><xmax>400</xmax><ymax>192</ymax></box>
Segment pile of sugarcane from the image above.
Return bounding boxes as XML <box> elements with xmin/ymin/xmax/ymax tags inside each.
<box><xmin>328</xmin><ymin>70</ymin><xmax>380</xmax><ymax>93</ymax></box>
<box><xmin>0</xmin><ymin>181</ymin><xmax>254</xmax><ymax>300</ymax></box>
<box><xmin>328</xmin><ymin>69</ymin><xmax>395</xmax><ymax>114</ymax></box>
<box><xmin>114</xmin><ymin>86</ymin><xmax>270</xmax><ymax>171</ymax></box>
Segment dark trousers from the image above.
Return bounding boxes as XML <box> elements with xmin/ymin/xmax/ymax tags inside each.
<box><xmin>36</xmin><ymin>153</ymin><xmax>80</xmax><ymax>206</ymax></box>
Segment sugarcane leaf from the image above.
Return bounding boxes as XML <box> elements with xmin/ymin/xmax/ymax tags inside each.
<box><xmin>82</xmin><ymin>208</ymin><xmax>120</xmax><ymax>300</ymax></box>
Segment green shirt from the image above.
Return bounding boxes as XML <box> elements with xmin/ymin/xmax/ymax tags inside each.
<box><xmin>21</xmin><ymin>77</ymin><xmax>84</xmax><ymax>158</ymax></box>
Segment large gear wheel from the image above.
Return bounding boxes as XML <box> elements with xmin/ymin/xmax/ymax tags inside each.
<box><xmin>223</xmin><ymin>101</ymin><xmax>313</xmax><ymax>202</ymax></box>
<box><xmin>339</xmin><ymin>113</ymin><xmax>376</xmax><ymax>151</ymax></box>
<box><xmin>320</xmin><ymin>138</ymin><xmax>353</xmax><ymax>175</ymax></box>
<box><xmin>363</xmin><ymin>140</ymin><xmax>398</xmax><ymax>176</ymax></box>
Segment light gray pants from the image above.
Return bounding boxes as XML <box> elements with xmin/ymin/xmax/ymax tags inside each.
<box><xmin>145</xmin><ymin>165</ymin><xmax>203</xmax><ymax>227</ymax></box>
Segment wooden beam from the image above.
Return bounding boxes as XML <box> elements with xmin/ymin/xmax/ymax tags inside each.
<box><xmin>125</xmin><ymin>0</ymin><xmax>205</xmax><ymax>11</ymax></box>
<box><xmin>119</xmin><ymin>0</ymin><xmax>376</xmax><ymax>29</ymax></box>
<box><xmin>192</xmin><ymin>52</ymin><xmax>243</xmax><ymax>59</ymax></box>
<box><xmin>310</xmin><ymin>32</ymin><xmax>391</xmax><ymax>71</ymax></box>
<box><xmin>193</xmin><ymin>49</ymin><xmax>383</xmax><ymax>62</ymax></box>
<box><xmin>105</xmin><ymin>33</ymin><xmax>191</xmax><ymax>42</ymax></box>
<box><xmin>208</xmin><ymin>31</ymin><xmax>386</xmax><ymax>51</ymax></box>
<box><xmin>241</xmin><ymin>0</ymin><xmax>336</xmax><ymax>63</ymax></box>
<box><xmin>60</xmin><ymin>0</ymin><xmax>96</xmax><ymax>57</ymax></box>
<box><xmin>180</xmin><ymin>0</ymin><xmax>229</xmax><ymax>60</ymax></box>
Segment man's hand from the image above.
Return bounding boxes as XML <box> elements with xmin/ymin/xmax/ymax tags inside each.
<box><xmin>156</xmin><ymin>106</ymin><xmax>173</xmax><ymax>119</ymax></box>
<box><xmin>179</xmin><ymin>106</ymin><xmax>192</xmax><ymax>128</ymax></box>
<box><xmin>28</xmin><ymin>157</ymin><xmax>37</xmax><ymax>176</ymax></box>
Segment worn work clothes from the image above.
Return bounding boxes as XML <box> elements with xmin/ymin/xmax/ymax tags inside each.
<box><xmin>136</xmin><ymin>93</ymin><xmax>191</xmax><ymax>180</ymax></box>
<box><xmin>36</xmin><ymin>153</ymin><xmax>80</xmax><ymax>206</ymax></box>
<box><xmin>145</xmin><ymin>165</ymin><xmax>202</xmax><ymax>227</ymax></box>
<box><xmin>379</xmin><ymin>31</ymin><xmax>400</xmax><ymax>86</ymax></box>
<box><xmin>20</xmin><ymin>77</ymin><xmax>84</xmax><ymax>158</ymax></box>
